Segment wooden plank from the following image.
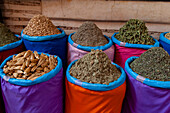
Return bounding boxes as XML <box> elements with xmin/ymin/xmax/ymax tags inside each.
<box><xmin>2</xmin><ymin>4</ymin><xmax>41</xmax><ymax>12</ymax></box>
<box><xmin>2</xmin><ymin>11</ymin><xmax>40</xmax><ymax>18</ymax></box>
<box><xmin>7</xmin><ymin>26</ymin><xmax>24</xmax><ymax>34</ymax></box>
<box><xmin>50</xmin><ymin>19</ymin><xmax>170</xmax><ymax>32</ymax></box>
<box><xmin>4</xmin><ymin>18</ymin><xmax>169</xmax><ymax>32</ymax></box>
<box><xmin>3</xmin><ymin>0</ymin><xmax>41</xmax><ymax>6</ymax></box>
<box><xmin>42</xmin><ymin>0</ymin><xmax>170</xmax><ymax>23</ymax></box>
<box><xmin>3</xmin><ymin>20</ymin><xmax>28</xmax><ymax>25</ymax></box>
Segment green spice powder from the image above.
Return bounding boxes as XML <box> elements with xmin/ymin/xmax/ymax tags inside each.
<box><xmin>69</xmin><ymin>50</ymin><xmax>121</xmax><ymax>84</ymax></box>
<box><xmin>130</xmin><ymin>47</ymin><xmax>170</xmax><ymax>81</ymax></box>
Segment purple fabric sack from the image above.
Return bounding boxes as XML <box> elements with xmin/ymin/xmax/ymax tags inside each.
<box><xmin>0</xmin><ymin>53</ymin><xmax>64</xmax><ymax>113</ymax></box>
<box><xmin>122</xmin><ymin>57</ymin><xmax>170</xmax><ymax>113</ymax></box>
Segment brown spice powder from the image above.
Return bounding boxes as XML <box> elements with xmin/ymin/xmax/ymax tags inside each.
<box><xmin>23</xmin><ymin>15</ymin><xmax>60</xmax><ymax>36</ymax></box>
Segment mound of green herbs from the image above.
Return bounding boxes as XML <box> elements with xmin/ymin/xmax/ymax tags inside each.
<box><xmin>0</xmin><ymin>23</ymin><xmax>19</xmax><ymax>47</ymax></box>
<box><xmin>115</xmin><ymin>19</ymin><xmax>155</xmax><ymax>45</ymax></box>
<box><xmin>130</xmin><ymin>47</ymin><xmax>170</xmax><ymax>81</ymax></box>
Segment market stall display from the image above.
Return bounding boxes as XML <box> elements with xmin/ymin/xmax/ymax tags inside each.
<box><xmin>0</xmin><ymin>51</ymin><xmax>64</xmax><ymax>113</ymax></box>
<box><xmin>66</xmin><ymin>50</ymin><xmax>126</xmax><ymax>113</ymax></box>
<box><xmin>112</xmin><ymin>19</ymin><xmax>160</xmax><ymax>68</ymax></box>
<box><xmin>21</xmin><ymin>15</ymin><xmax>67</xmax><ymax>68</ymax></box>
<box><xmin>122</xmin><ymin>47</ymin><xmax>170</xmax><ymax>113</ymax></box>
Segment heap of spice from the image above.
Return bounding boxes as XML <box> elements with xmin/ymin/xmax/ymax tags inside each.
<box><xmin>0</xmin><ymin>23</ymin><xmax>20</xmax><ymax>47</ymax></box>
<box><xmin>3</xmin><ymin>50</ymin><xmax>58</xmax><ymax>81</ymax></box>
<box><xmin>71</xmin><ymin>21</ymin><xmax>108</xmax><ymax>46</ymax></box>
<box><xmin>165</xmin><ymin>33</ymin><xmax>170</xmax><ymax>40</ymax></box>
<box><xmin>69</xmin><ymin>50</ymin><xmax>121</xmax><ymax>84</ymax></box>
<box><xmin>130</xmin><ymin>47</ymin><xmax>170</xmax><ymax>81</ymax></box>
<box><xmin>23</xmin><ymin>15</ymin><xmax>60</xmax><ymax>36</ymax></box>
<box><xmin>115</xmin><ymin>19</ymin><xmax>155</xmax><ymax>45</ymax></box>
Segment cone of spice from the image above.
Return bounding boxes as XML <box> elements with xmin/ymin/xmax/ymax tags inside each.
<box><xmin>71</xmin><ymin>21</ymin><xmax>108</xmax><ymax>46</ymax></box>
<box><xmin>130</xmin><ymin>47</ymin><xmax>170</xmax><ymax>81</ymax></box>
<box><xmin>3</xmin><ymin>50</ymin><xmax>58</xmax><ymax>81</ymax></box>
<box><xmin>23</xmin><ymin>14</ymin><xmax>60</xmax><ymax>36</ymax></box>
<box><xmin>0</xmin><ymin>23</ymin><xmax>20</xmax><ymax>47</ymax></box>
<box><xmin>69</xmin><ymin>50</ymin><xmax>121</xmax><ymax>85</ymax></box>
<box><xmin>115</xmin><ymin>19</ymin><xmax>155</xmax><ymax>45</ymax></box>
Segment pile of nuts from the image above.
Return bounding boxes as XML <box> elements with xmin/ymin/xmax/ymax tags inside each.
<box><xmin>3</xmin><ymin>50</ymin><xmax>58</xmax><ymax>81</ymax></box>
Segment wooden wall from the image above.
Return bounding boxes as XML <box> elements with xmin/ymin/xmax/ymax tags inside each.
<box><xmin>1</xmin><ymin>0</ymin><xmax>170</xmax><ymax>39</ymax></box>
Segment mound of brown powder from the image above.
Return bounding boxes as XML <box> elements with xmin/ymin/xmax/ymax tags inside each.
<box><xmin>71</xmin><ymin>22</ymin><xmax>108</xmax><ymax>47</ymax></box>
<box><xmin>69</xmin><ymin>50</ymin><xmax>121</xmax><ymax>84</ymax></box>
<box><xmin>23</xmin><ymin>15</ymin><xmax>60</xmax><ymax>36</ymax></box>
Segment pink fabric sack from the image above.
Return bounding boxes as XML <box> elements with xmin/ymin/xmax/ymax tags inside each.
<box><xmin>112</xmin><ymin>32</ymin><xmax>160</xmax><ymax>68</ymax></box>
<box><xmin>67</xmin><ymin>33</ymin><xmax>115</xmax><ymax>65</ymax></box>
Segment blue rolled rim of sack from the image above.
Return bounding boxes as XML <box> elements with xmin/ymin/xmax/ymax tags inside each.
<box><xmin>66</xmin><ymin>60</ymin><xmax>126</xmax><ymax>91</ymax></box>
<box><xmin>111</xmin><ymin>32</ymin><xmax>160</xmax><ymax>49</ymax></box>
<box><xmin>68</xmin><ymin>32</ymin><xmax>113</xmax><ymax>51</ymax></box>
<box><xmin>0</xmin><ymin>34</ymin><xmax>22</xmax><ymax>52</ymax></box>
<box><xmin>125</xmin><ymin>56</ymin><xmax>170</xmax><ymax>89</ymax></box>
<box><xmin>0</xmin><ymin>52</ymin><xmax>62</xmax><ymax>86</ymax></box>
<box><xmin>159</xmin><ymin>32</ymin><xmax>170</xmax><ymax>44</ymax></box>
<box><xmin>21</xmin><ymin>28</ymin><xmax>66</xmax><ymax>41</ymax></box>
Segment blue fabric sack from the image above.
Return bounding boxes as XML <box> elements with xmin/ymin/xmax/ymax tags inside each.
<box><xmin>21</xmin><ymin>28</ymin><xmax>67</xmax><ymax>68</ymax></box>
<box><xmin>159</xmin><ymin>32</ymin><xmax>170</xmax><ymax>54</ymax></box>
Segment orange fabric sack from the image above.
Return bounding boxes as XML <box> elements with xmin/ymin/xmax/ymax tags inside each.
<box><xmin>65</xmin><ymin>61</ymin><xmax>126</xmax><ymax>113</ymax></box>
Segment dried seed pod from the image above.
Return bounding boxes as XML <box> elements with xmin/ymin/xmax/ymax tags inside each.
<box><xmin>15</xmin><ymin>51</ymin><xmax>25</xmax><ymax>58</ymax></box>
<box><xmin>31</xmin><ymin>59</ymin><xmax>39</xmax><ymax>63</ymax></box>
<box><xmin>25</xmin><ymin>59</ymin><xmax>30</xmax><ymax>67</ymax></box>
<box><xmin>44</xmin><ymin>67</ymin><xmax>50</xmax><ymax>73</ymax></box>
<box><xmin>7</xmin><ymin>61</ymin><xmax>14</xmax><ymax>66</ymax></box>
<box><xmin>31</xmin><ymin>66</ymin><xmax>37</xmax><ymax>72</ymax></box>
<box><xmin>23</xmin><ymin>50</ymin><xmax>32</xmax><ymax>58</ymax></box>
<box><xmin>30</xmin><ymin>53</ymin><xmax>35</xmax><ymax>61</ymax></box>
<box><xmin>41</xmin><ymin>61</ymin><xmax>48</xmax><ymax>68</ymax></box>
<box><xmin>29</xmin><ymin>63</ymin><xmax>36</xmax><ymax>67</ymax></box>
<box><xmin>12</xmin><ymin>55</ymin><xmax>16</xmax><ymax>60</ymax></box>
<box><xmin>18</xmin><ymin>74</ymin><xmax>22</xmax><ymax>78</ymax></box>
<box><xmin>3</xmin><ymin>68</ymin><xmax>9</xmax><ymax>74</ymax></box>
<box><xmin>4</xmin><ymin>65</ymin><xmax>7</xmax><ymax>68</ymax></box>
<box><xmin>30</xmin><ymin>76</ymin><xmax>39</xmax><ymax>81</ymax></box>
<box><xmin>41</xmin><ymin>72</ymin><xmax>46</xmax><ymax>75</ymax></box>
<box><xmin>24</xmin><ymin>67</ymin><xmax>31</xmax><ymax>74</ymax></box>
<box><xmin>13</xmin><ymin>73</ymin><xmax>18</xmax><ymax>78</ymax></box>
<box><xmin>15</xmin><ymin>58</ymin><xmax>24</xmax><ymax>66</ymax></box>
<box><xmin>21</xmin><ymin>62</ymin><xmax>26</xmax><ymax>70</ymax></box>
<box><xmin>36</xmin><ymin>67</ymin><xmax>43</xmax><ymax>71</ymax></box>
<box><xmin>34</xmin><ymin>72</ymin><xmax>42</xmax><ymax>76</ymax></box>
<box><xmin>22</xmin><ymin>75</ymin><xmax>27</xmax><ymax>79</ymax></box>
<box><xmin>15</xmin><ymin>70</ymin><xmax>23</xmax><ymax>74</ymax></box>
<box><xmin>49</xmin><ymin>64</ymin><xmax>55</xmax><ymax>70</ymax></box>
<box><xmin>13</xmin><ymin>66</ymin><xmax>21</xmax><ymax>70</ymax></box>
<box><xmin>34</xmin><ymin>51</ymin><xmax>39</xmax><ymax>59</ymax></box>
<box><xmin>37</xmin><ymin>59</ymin><xmax>45</xmax><ymax>67</ymax></box>
<box><xmin>27</xmin><ymin>74</ymin><xmax>36</xmax><ymax>80</ymax></box>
